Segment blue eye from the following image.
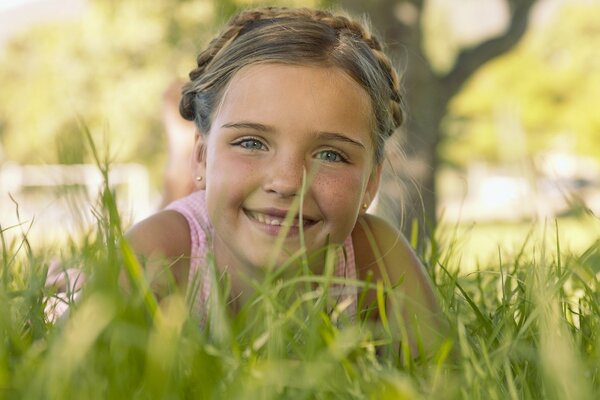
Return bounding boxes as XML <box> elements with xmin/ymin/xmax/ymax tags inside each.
<box><xmin>316</xmin><ymin>150</ymin><xmax>345</xmax><ymax>163</ymax></box>
<box><xmin>236</xmin><ymin>138</ymin><xmax>267</xmax><ymax>151</ymax></box>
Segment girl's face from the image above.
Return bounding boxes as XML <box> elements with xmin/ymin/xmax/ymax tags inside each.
<box><xmin>197</xmin><ymin>63</ymin><xmax>381</xmax><ymax>272</ymax></box>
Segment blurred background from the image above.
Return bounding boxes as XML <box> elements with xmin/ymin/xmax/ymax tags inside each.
<box><xmin>1</xmin><ymin>0</ymin><xmax>599</xmax><ymax>266</ymax></box>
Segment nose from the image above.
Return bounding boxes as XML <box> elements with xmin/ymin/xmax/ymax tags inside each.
<box><xmin>262</xmin><ymin>153</ymin><xmax>306</xmax><ymax>198</ymax></box>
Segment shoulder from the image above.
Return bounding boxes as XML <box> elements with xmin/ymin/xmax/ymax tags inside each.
<box><xmin>351</xmin><ymin>213</ymin><xmax>421</xmax><ymax>283</ymax></box>
<box><xmin>126</xmin><ymin>209</ymin><xmax>191</xmax><ymax>261</ymax></box>
<box><xmin>125</xmin><ymin>209</ymin><xmax>193</xmax><ymax>291</ymax></box>
<box><xmin>351</xmin><ymin>214</ymin><xmax>447</xmax><ymax>356</ymax></box>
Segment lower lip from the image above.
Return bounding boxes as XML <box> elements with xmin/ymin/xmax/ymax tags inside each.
<box><xmin>244</xmin><ymin>210</ymin><xmax>314</xmax><ymax>237</ymax></box>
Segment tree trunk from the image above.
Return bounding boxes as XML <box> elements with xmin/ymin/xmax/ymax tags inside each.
<box><xmin>340</xmin><ymin>0</ymin><xmax>537</xmax><ymax>248</ymax></box>
<box><xmin>340</xmin><ymin>0</ymin><xmax>445</xmax><ymax>245</ymax></box>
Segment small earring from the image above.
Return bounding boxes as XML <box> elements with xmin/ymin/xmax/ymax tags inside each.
<box><xmin>362</xmin><ymin>203</ymin><xmax>369</xmax><ymax>211</ymax></box>
<box><xmin>195</xmin><ymin>176</ymin><xmax>203</xmax><ymax>182</ymax></box>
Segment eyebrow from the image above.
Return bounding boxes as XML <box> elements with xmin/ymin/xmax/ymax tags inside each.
<box><xmin>317</xmin><ymin>132</ymin><xmax>366</xmax><ymax>150</ymax></box>
<box><xmin>221</xmin><ymin>122</ymin><xmax>273</xmax><ymax>132</ymax></box>
<box><xmin>221</xmin><ymin>121</ymin><xmax>366</xmax><ymax>149</ymax></box>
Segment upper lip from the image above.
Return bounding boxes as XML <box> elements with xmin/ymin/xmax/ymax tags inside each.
<box><xmin>245</xmin><ymin>207</ymin><xmax>319</xmax><ymax>223</ymax></box>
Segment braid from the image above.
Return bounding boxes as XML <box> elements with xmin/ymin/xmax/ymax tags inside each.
<box><xmin>316</xmin><ymin>12</ymin><xmax>404</xmax><ymax>133</ymax></box>
<box><xmin>180</xmin><ymin>15</ymin><xmax>249</xmax><ymax>120</ymax></box>
<box><xmin>186</xmin><ymin>7</ymin><xmax>315</xmax><ymax>84</ymax></box>
<box><xmin>181</xmin><ymin>6</ymin><xmax>404</xmax><ymax>159</ymax></box>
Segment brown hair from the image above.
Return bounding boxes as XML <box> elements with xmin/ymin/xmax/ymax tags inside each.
<box><xmin>180</xmin><ymin>7</ymin><xmax>403</xmax><ymax>163</ymax></box>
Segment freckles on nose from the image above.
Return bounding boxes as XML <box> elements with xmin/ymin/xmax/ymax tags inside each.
<box><xmin>262</xmin><ymin>156</ymin><xmax>307</xmax><ymax>195</ymax></box>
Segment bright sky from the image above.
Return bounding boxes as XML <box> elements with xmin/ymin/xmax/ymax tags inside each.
<box><xmin>0</xmin><ymin>0</ymin><xmax>87</xmax><ymax>50</ymax></box>
<box><xmin>0</xmin><ymin>0</ymin><xmax>31</xmax><ymax>11</ymax></box>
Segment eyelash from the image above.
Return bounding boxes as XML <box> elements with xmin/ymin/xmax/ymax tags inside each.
<box><xmin>231</xmin><ymin>137</ymin><xmax>349</xmax><ymax>163</ymax></box>
<box><xmin>315</xmin><ymin>149</ymin><xmax>348</xmax><ymax>163</ymax></box>
<box><xmin>232</xmin><ymin>137</ymin><xmax>267</xmax><ymax>151</ymax></box>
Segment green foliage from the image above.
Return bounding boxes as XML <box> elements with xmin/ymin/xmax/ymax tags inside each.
<box><xmin>1</xmin><ymin>159</ymin><xmax>598</xmax><ymax>399</ymax></box>
<box><xmin>0</xmin><ymin>0</ymin><xmax>330</xmax><ymax>180</ymax></box>
<box><xmin>442</xmin><ymin>2</ymin><xmax>600</xmax><ymax>166</ymax></box>
<box><xmin>0</xmin><ymin>0</ymin><xmax>215</xmax><ymax>176</ymax></box>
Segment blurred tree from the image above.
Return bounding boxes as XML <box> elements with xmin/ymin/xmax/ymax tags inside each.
<box><xmin>444</xmin><ymin>2</ymin><xmax>600</xmax><ymax>167</ymax></box>
<box><xmin>0</xmin><ymin>0</ymin><xmax>219</xmax><ymax>180</ymax></box>
<box><xmin>338</xmin><ymin>0</ymin><xmax>538</xmax><ymax>240</ymax></box>
<box><xmin>0</xmin><ymin>0</ymin><xmax>326</xmax><ymax>181</ymax></box>
<box><xmin>0</xmin><ymin>0</ymin><xmax>547</xmax><ymax>236</ymax></box>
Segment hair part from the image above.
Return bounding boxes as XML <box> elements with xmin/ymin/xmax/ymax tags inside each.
<box><xmin>180</xmin><ymin>7</ymin><xmax>404</xmax><ymax>163</ymax></box>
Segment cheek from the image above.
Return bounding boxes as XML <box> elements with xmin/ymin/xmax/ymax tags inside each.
<box><xmin>312</xmin><ymin>169</ymin><xmax>364</xmax><ymax>215</ymax></box>
<box><xmin>208</xmin><ymin>155</ymin><xmax>257</xmax><ymax>181</ymax></box>
<box><xmin>205</xmin><ymin>150</ymin><xmax>260</xmax><ymax>209</ymax></box>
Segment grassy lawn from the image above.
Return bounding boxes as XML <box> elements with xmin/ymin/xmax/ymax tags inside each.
<box><xmin>438</xmin><ymin>214</ymin><xmax>600</xmax><ymax>272</ymax></box>
<box><xmin>1</xmin><ymin>176</ymin><xmax>598</xmax><ymax>399</ymax></box>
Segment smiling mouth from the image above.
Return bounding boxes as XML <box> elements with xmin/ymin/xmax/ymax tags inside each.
<box><xmin>244</xmin><ymin>209</ymin><xmax>318</xmax><ymax>229</ymax></box>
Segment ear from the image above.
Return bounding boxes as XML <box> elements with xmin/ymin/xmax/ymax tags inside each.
<box><xmin>361</xmin><ymin>163</ymin><xmax>382</xmax><ymax>213</ymax></box>
<box><xmin>192</xmin><ymin>133</ymin><xmax>207</xmax><ymax>190</ymax></box>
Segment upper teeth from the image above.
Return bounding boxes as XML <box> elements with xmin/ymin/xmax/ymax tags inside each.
<box><xmin>249</xmin><ymin>211</ymin><xmax>306</xmax><ymax>227</ymax></box>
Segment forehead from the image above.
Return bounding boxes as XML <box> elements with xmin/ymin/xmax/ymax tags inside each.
<box><xmin>213</xmin><ymin>63</ymin><xmax>373</xmax><ymax>141</ymax></box>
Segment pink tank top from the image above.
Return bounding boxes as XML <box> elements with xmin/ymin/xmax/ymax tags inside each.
<box><xmin>166</xmin><ymin>190</ymin><xmax>358</xmax><ymax>324</ymax></box>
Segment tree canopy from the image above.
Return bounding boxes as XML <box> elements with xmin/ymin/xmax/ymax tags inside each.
<box><xmin>0</xmin><ymin>0</ymin><xmax>332</xmax><ymax>178</ymax></box>
<box><xmin>0</xmin><ymin>1</ymin><xmax>221</xmax><ymax>177</ymax></box>
<box><xmin>442</xmin><ymin>2</ymin><xmax>600</xmax><ymax>167</ymax></box>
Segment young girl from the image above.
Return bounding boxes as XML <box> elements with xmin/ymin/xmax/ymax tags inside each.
<box><xmin>127</xmin><ymin>6</ymin><xmax>445</xmax><ymax>356</ymax></box>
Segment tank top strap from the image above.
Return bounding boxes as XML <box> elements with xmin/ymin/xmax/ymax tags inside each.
<box><xmin>165</xmin><ymin>190</ymin><xmax>212</xmax><ymax>323</ymax></box>
<box><xmin>332</xmin><ymin>235</ymin><xmax>358</xmax><ymax>319</ymax></box>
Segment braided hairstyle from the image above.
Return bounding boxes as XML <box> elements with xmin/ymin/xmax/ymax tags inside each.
<box><xmin>180</xmin><ymin>7</ymin><xmax>403</xmax><ymax>163</ymax></box>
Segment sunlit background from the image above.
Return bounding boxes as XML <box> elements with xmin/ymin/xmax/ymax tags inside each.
<box><xmin>1</xmin><ymin>0</ymin><xmax>599</xmax><ymax>267</ymax></box>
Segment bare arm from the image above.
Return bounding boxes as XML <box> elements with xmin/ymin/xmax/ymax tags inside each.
<box><xmin>352</xmin><ymin>213</ymin><xmax>448</xmax><ymax>359</ymax></box>
<box><xmin>125</xmin><ymin>210</ymin><xmax>192</xmax><ymax>298</ymax></box>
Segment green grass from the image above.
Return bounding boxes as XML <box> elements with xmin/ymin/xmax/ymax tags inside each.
<box><xmin>439</xmin><ymin>215</ymin><xmax>600</xmax><ymax>272</ymax></box>
<box><xmin>1</xmin><ymin>161</ymin><xmax>598</xmax><ymax>399</ymax></box>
